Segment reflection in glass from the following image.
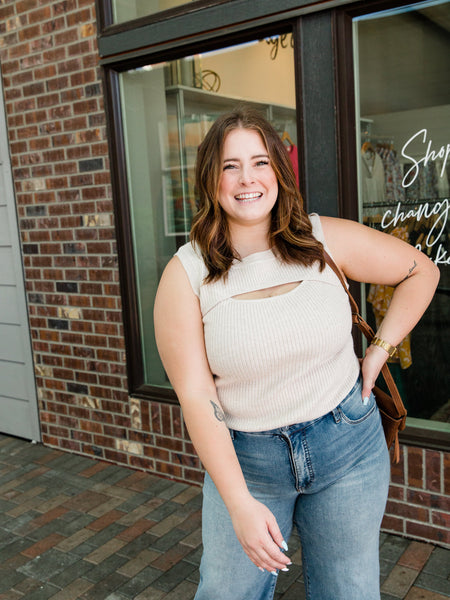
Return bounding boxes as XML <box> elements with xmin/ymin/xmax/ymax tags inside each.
<box><xmin>119</xmin><ymin>37</ymin><xmax>296</xmax><ymax>387</ymax></box>
<box><xmin>354</xmin><ymin>0</ymin><xmax>450</xmax><ymax>430</ymax></box>
<box><xmin>112</xmin><ymin>0</ymin><xmax>199</xmax><ymax>24</ymax></box>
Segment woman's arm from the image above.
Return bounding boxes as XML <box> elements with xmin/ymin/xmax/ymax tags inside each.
<box><xmin>154</xmin><ymin>257</ymin><xmax>291</xmax><ymax>572</ymax></box>
<box><xmin>321</xmin><ymin>217</ymin><xmax>440</xmax><ymax>400</ymax></box>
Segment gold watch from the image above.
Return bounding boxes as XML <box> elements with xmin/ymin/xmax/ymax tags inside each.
<box><xmin>371</xmin><ymin>336</ymin><xmax>397</xmax><ymax>358</ymax></box>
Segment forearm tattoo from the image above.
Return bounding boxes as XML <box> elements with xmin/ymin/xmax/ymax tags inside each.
<box><xmin>210</xmin><ymin>400</ymin><xmax>225</xmax><ymax>422</ymax></box>
<box><xmin>400</xmin><ymin>260</ymin><xmax>417</xmax><ymax>283</ymax></box>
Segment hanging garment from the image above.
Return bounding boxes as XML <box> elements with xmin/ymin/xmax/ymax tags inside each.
<box><xmin>435</xmin><ymin>160</ymin><xmax>449</xmax><ymax>198</ymax></box>
<box><xmin>405</xmin><ymin>163</ymin><xmax>439</xmax><ymax>201</ymax></box>
<box><xmin>361</xmin><ymin>149</ymin><xmax>385</xmax><ymax>207</ymax></box>
<box><xmin>377</xmin><ymin>147</ymin><xmax>405</xmax><ymax>205</ymax></box>
<box><xmin>286</xmin><ymin>144</ymin><xmax>299</xmax><ymax>187</ymax></box>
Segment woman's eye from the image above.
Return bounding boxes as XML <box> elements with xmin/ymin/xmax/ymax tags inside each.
<box><xmin>256</xmin><ymin>160</ymin><xmax>269</xmax><ymax>167</ymax></box>
<box><xmin>223</xmin><ymin>164</ymin><xmax>237</xmax><ymax>170</ymax></box>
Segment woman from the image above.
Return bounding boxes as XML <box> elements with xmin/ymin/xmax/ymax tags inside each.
<box><xmin>154</xmin><ymin>107</ymin><xmax>439</xmax><ymax>599</ymax></box>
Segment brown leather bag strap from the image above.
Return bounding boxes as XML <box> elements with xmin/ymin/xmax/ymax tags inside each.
<box><xmin>323</xmin><ymin>251</ymin><xmax>359</xmax><ymax>317</ymax></box>
<box><xmin>322</xmin><ymin>251</ymin><xmax>403</xmax><ymax>409</ymax></box>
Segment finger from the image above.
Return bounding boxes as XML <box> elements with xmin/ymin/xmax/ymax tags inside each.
<box><xmin>243</xmin><ymin>535</ymin><xmax>290</xmax><ymax>572</ymax></box>
<box><xmin>248</xmin><ymin>556</ymin><xmax>267</xmax><ymax>573</ymax></box>
<box><xmin>360</xmin><ymin>364</ymin><xmax>374</xmax><ymax>404</ymax></box>
<box><xmin>256</xmin><ymin>539</ymin><xmax>291</xmax><ymax>571</ymax></box>
<box><xmin>266</xmin><ymin>518</ymin><xmax>289</xmax><ymax>553</ymax></box>
<box><xmin>252</xmin><ymin>547</ymin><xmax>290</xmax><ymax>573</ymax></box>
<box><xmin>265</xmin><ymin>545</ymin><xmax>291</xmax><ymax>569</ymax></box>
<box><xmin>361</xmin><ymin>372</ymin><xmax>375</xmax><ymax>403</ymax></box>
<box><xmin>361</xmin><ymin>386</ymin><xmax>372</xmax><ymax>404</ymax></box>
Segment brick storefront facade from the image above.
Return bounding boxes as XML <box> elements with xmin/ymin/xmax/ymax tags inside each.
<box><xmin>387</xmin><ymin>448</ymin><xmax>449</xmax><ymax>546</ymax></box>
<box><xmin>0</xmin><ymin>0</ymin><xmax>448</xmax><ymax>547</ymax></box>
<box><xmin>0</xmin><ymin>0</ymin><xmax>201</xmax><ymax>483</ymax></box>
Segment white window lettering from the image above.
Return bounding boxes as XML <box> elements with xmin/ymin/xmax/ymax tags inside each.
<box><xmin>401</xmin><ymin>129</ymin><xmax>450</xmax><ymax>188</ymax></box>
<box><xmin>381</xmin><ymin>199</ymin><xmax>449</xmax><ymax>266</ymax></box>
<box><xmin>376</xmin><ymin>128</ymin><xmax>449</xmax><ymax>267</ymax></box>
<box><xmin>434</xmin><ymin>244</ymin><xmax>450</xmax><ymax>266</ymax></box>
<box><xmin>425</xmin><ymin>200</ymin><xmax>449</xmax><ymax>248</ymax></box>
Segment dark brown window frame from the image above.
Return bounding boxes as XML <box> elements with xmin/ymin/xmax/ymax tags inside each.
<box><xmin>96</xmin><ymin>0</ymin><xmax>235</xmax><ymax>33</ymax></box>
<box><xmin>100</xmin><ymin>0</ymin><xmax>450</xmax><ymax>452</ymax></box>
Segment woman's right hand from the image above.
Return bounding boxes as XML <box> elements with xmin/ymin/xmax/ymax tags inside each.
<box><xmin>229</xmin><ymin>494</ymin><xmax>291</xmax><ymax>573</ymax></box>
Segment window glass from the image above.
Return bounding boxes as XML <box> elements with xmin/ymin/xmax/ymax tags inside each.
<box><xmin>119</xmin><ymin>35</ymin><xmax>296</xmax><ymax>387</ymax></box>
<box><xmin>353</xmin><ymin>0</ymin><xmax>450</xmax><ymax>431</ymax></box>
<box><xmin>112</xmin><ymin>0</ymin><xmax>203</xmax><ymax>23</ymax></box>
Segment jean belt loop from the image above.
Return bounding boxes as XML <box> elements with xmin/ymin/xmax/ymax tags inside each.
<box><xmin>331</xmin><ymin>407</ymin><xmax>341</xmax><ymax>424</ymax></box>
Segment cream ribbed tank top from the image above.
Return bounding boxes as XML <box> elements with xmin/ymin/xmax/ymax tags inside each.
<box><xmin>175</xmin><ymin>214</ymin><xmax>360</xmax><ymax>431</ymax></box>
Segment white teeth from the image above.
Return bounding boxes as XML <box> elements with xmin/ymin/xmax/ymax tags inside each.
<box><xmin>235</xmin><ymin>192</ymin><xmax>261</xmax><ymax>201</ymax></box>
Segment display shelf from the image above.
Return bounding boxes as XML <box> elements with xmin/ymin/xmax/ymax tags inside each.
<box><xmin>161</xmin><ymin>85</ymin><xmax>296</xmax><ymax>236</ymax></box>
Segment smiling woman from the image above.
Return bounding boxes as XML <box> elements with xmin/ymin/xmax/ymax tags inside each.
<box><xmin>153</xmin><ymin>107</ymin><xmax>439</xmax><ymax>599</ymax></box>
<box><xmin>217</xmin><ymin>129</ymin><xmax>278</xmax><ymax>243</ymax></box>
<box><xmin>190</xmin><ymin>108</ymin><xmax>322</xmax><ymax>284</ymax></box>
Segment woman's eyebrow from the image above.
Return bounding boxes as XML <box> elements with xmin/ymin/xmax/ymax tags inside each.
<box><xmin>223</xmin><ymin>154</ymin><xmax>269</xmax><ymax>162</ymax></box>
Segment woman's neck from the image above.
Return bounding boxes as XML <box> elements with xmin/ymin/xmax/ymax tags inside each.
<box><xmin>229</xmin><ymin>222</ymin><xmax>271</xmax><ymax>258</ymax></box>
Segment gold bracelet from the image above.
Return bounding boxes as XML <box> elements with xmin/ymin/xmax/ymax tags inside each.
<box><xmin>371</xmin><ymin>336</ymin><xmax>397</xmax><ymax>358</ymax></box>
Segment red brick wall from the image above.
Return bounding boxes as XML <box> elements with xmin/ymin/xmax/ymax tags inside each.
<box><xmin>0</xmin><ymin>0</ymin><xmax>448</xmax><ymax>548</ymax></box>
<box><xmin>0</xmin><ymin>0</ymin><xmax>201</xmax><ymax>484</ymax></box>
<box><xmin>383</xmin><ymin>447</ymin><xmax>450</xmax><ymax>547</ymax></box>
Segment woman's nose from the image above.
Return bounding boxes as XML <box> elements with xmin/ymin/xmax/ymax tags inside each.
<box><xmin>239</xmin><ymin>166</ymin><xmax>255</xmax><ymax>185</ymax></box>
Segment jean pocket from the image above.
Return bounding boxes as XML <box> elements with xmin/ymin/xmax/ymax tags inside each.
<box><xmin>338</xmin><ymin>388</ymin><xmax>377</xmax><ymax>425</ymax></box>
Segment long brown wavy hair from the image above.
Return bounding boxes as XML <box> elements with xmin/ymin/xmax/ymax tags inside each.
<box><xmin>190</xmin><ymin>105</ymin><xmax>325</xmax><ymax>282</ymax></box>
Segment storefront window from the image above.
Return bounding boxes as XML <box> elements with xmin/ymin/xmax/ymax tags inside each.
<box><xmin>119</xmin><ymin>35</ymin><xmax>296</xmax><ymax>388</ymax></box>
<box><xmin>112</xmin><ymin>0</ymin><xmax>205</xmax><ymax>23</ymax></box>
<box><xmin>354</xmin><ymin>0</ymin><xmax>450</xmax><ymax>431</ymax></box>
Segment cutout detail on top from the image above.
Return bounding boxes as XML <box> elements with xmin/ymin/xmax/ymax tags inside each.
<box><xmin>232</xmin><ymin>281</ymin><xmax>302</xmax><ymax>300</ymax></box>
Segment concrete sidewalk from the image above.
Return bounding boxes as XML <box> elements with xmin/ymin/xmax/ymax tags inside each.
<box><xmin>0</xmin><ymin>433</ymin><xmax>448</xmax><ymax>600</ymax></box>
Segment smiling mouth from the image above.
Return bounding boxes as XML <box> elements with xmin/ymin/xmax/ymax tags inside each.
<box><xmin>235</xmin><ymin>192</ymin><xmax>262</xmax><ymax>202</ymax></box>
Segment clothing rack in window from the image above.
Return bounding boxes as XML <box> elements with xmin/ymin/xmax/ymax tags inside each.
<box><xmin>362</xmin><ymin>196</ymin><xmax>449</xmax><ymax>209</ymax></box>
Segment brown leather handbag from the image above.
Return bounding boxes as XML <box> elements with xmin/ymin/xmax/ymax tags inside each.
<box><xmin>324</xmin><ymin>252</ymin><xmax>407</xmax><ymax>463</ymax></box>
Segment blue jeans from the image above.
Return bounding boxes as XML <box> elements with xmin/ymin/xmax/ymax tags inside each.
<box><xmin>195</xmin><ymin>376</ymin><xmax>390</xmax><ymax>600</ymax></box>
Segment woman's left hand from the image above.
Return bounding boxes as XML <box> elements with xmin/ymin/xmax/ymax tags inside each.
<box><xmin>361</xmin><ymin>343</ymin><xmax>390</xmax><ymax>402</ymax></box>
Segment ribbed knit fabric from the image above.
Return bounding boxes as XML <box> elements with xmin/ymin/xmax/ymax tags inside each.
<box><xmin>175</xmin><ymin>214</ymin><xmax>360</xmax><ymax>431</ymax></box>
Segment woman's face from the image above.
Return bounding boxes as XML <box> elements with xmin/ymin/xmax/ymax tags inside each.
<box><xmin>217</xmin><ymin>128</ymin><xmax>278</xmax><ymax>231</ymax></box>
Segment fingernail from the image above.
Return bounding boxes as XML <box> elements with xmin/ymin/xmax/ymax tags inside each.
<box><xmin>259</xmin><ymin>567</ymin><xmax>265</xmax><ymax>572</ymax></box>
<box><xmin>287</xmin><ymin>560</ymin><xmax>292</xmax><ymax>565</ymax></box>
<box><xmin>281</xmin><ymin>540</ymin><xmax>288</xmax><ymax>551</ymax></box>
<box><xmin>270</xmin><ymin>571</ymin><xmax>277</xmax><ymax>576</ymax></box>
<box><xmin>363</xmin><ymin>396</ymin><xmax>369</xmax><ymax>405</ymax></box>
<box><xmin>281</xmin><ymin>567</ymin><xmax>289</xmax><ymax>572</ymax></box>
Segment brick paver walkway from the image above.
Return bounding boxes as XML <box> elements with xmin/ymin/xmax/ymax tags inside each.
<box><xmin>0</xmin><ymin>434</ymin><xmax>448</xmax><ymax>600</ymax></box>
